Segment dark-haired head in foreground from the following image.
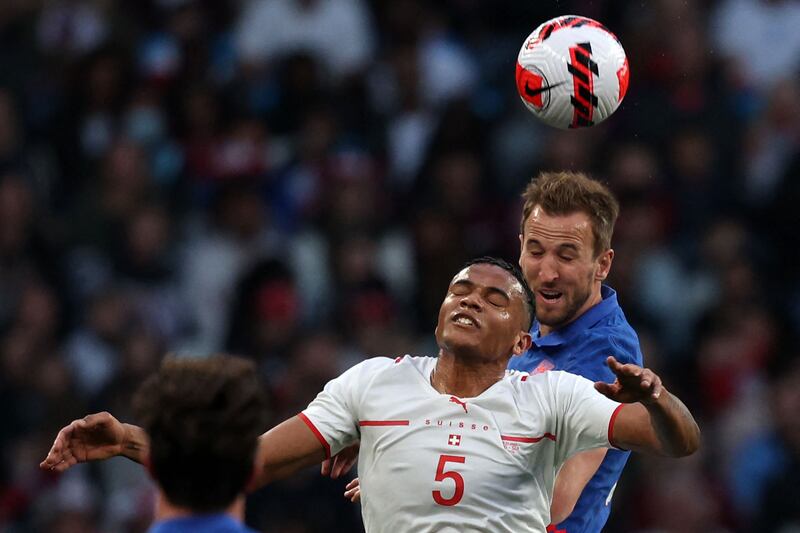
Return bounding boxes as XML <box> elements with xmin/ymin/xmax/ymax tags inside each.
<box><xmin>462</xmin><ymin>256</ymin><xmax>535</xmax><ymax>331</ymax></box>
<box><xmin>434</xmin><ymin>256</ymin><xmax>534</xmax><ymax>368</ymax></box>
<box><xmin>133</xmin><ymin>355</ymin><xmax>267</xmax><ymax>515</ymax></box>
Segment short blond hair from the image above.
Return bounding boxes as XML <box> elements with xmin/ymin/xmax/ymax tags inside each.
<box><xmin>520</xmin><ymin>171</ymin><xmax>619</xmax><ymax>256</ymax></box>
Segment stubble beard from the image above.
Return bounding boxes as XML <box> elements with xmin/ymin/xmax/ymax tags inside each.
<box><xmin>536</xmin><ymin>275</ymin><xmax>594</xmax><ymax>331</ymax></box>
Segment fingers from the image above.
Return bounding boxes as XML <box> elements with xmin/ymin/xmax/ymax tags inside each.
<box><xmin>324</xmin><ymin>456</ymin><xmax>350</xmax><ymax>478</ymax></box>
<box><xmin>40</xmin><ymin>423</ymin><xmax>76</xmax><ymax>470</ymax></box>
<box><xmin>606</xmin><ymin>356</ymin><xmax>643</xmax><ymax>378</ymax></box>
<box><xmin>344</xmin><ymin>478</ymin><xmax>361</xmax><ymax>503</ymax></box>
<box><xmin>600</xmin><ymin>360</ymin><xmax>666</xmax><ymax>404</ymax></box>
<box><xmin>634</xmin><ymin>368</ymin><xmax>663</xmax><ymax>400</ymax></box>
<box><xmin>594</xmin><ymin>381</ymin><xmax>619</xmax><ymax>399</ymax></box>
<box><xmin>332</xmin><ymin>454</ymin><xmax>356</xmax><ymax>479</ymax></box>
<box><xmin>330</xmin><ymin>443</ymin><xmax>359</xmax><ymax>478</ymax></box>
<box><xmin>344</xmin><ymin>486</ymin><xmax>361</xmax><ymax>503</ymax></box>
<box><xmin>325</xmin><ymin>444</ymin><xmax>359</xmax><ymax>478</ymax></box>
<box><xmin>80</xmin><ymin>412</ymin><xmax>112</xmax><ymax>431</ymax></box>
<box><xmin>40</xmin><ymin>449</ymin><xmax>78</xmax><ymax>472</ymax></box>
<box><xmin>605</xmin><ymin>356</ymin><xmax>622</xmax><ymax>373</ymax></box>
<box><xmin>648</xmin><ymin>373</ymin><xmax>663</xmax><ymax>400</ymax></box>
<box><xmin>331</xmin><ymin>458</ymin><xmax>345</xmax><ymax>479</ymax></box>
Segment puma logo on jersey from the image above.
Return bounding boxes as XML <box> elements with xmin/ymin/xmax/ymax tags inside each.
<box><xmin>449</xmin><ymin>396</ymin><xmax>468</xmax><ymax>414</ymax></box>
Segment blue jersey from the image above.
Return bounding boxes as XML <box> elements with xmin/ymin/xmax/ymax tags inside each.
<box><xmin>507</xmin><ymin>285</ymin><xmax>643</xmax><ymax>533</ymax></box>
<box><xmin>147</xmin><ymin>514</ymin><xmax>258</xmax><ymax>533</ymax></box>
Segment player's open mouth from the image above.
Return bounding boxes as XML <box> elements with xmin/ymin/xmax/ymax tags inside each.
<box><xmin>451</xmin><ymin>313</ymin><xmax>480</xmax><ymax>328</ymax></box>
<box><xmin>538</xmin><ymin>289</ymin><xmax>563</xmax><ymax>303</ymax></box>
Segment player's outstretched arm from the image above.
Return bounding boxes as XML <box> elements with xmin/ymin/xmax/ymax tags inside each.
<box><xmin>39</xmin><ymin>412</ymin><xmax>149</xmax><ymax>472</ymax></box>
<box><xmin>41</xmin><ymin>412</ymin><xmax>330</xmax><ymax>488</ymax></box>
<box><xmin>250</xmin><ymin>415</ymin><xmax>329</xmax><ymax>489</ymax></box>
<box><xmin>594</xmin><ymin>356</ymin><xmax>700</xmax><ymax>457</ymax></box>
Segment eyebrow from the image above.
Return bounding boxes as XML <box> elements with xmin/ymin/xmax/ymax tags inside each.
<box><xmin>525</xmin><ymin>238</ymin><xmax>580</xmax><ymax>252</ymax></box>
<box><xmin>452</xmin><ymin>279</ymin><xmax>511</xmax><ymax>303</ymax></box>
<box><xmin>486</xmin><ymin>286</ymin><xmax>511</xmax><ymax>303</ymax></box>
<box><xmin>451</xmin><ymin>279</ymin><xmax>474</xmax><ymax>290</ymax></box>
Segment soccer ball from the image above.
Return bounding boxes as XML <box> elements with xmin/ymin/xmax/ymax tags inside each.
<box><xmin>516</xmin><ymin>15</ymin><xmax>629</xmax><ymax>129</ymax></box>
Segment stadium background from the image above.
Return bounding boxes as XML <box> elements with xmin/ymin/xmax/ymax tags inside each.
<box><xmin>1</xmin><ymin>0</ymin><xmax>799</xmax><ymax>531</ymax></box>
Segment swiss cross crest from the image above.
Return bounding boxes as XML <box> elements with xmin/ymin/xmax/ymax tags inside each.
<box><xmin>532</xmin><ymin>359</ymin><xmax>555</xmax><ymax>375</ymax></box>
<box><xmin>448</xmin><ymin>434</ymin><xmax>461</xmax><ymax>446</ymax></box>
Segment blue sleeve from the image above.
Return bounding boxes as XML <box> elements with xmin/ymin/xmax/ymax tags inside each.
<box><xmin>568</xmin><ymin>330</ymin><xmax>643</xmax><ymax>384</ymax></box>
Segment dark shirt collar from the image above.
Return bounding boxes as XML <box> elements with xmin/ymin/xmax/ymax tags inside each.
<box><xmin>531</xmin><ymin>285</ymin><xmax>618</xmax><ymax>348</ymax></box>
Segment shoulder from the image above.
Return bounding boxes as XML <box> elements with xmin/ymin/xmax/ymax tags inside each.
<box><xmin>346</xmin><ymin>355</ymin><xmax>413</xmax><ymax>375</ymax></box>
<box><xmin>348</xmin><ymin>354</ymin><xmax>436</xmax><ymax>378</ymax></box>
<box><xmin>507</xmin><ymin>369</ymin><xmax>592</xmax><ymax>398</ymax></box>
<box><xmin>573</xmin><ymin>324</ymin><xmax>642</xmax><ymax>365</ymax></box>
<box><xmin>507</xmin><ymin>371</ymin><xmax>608</xmax><ymax>420</ymax></box>
<box><xmin>544</xmin><ymin>369</ymin><xmax>596</xmax><ymax>389</ymax></box>
<box><xmin>360</xmin><ymin>355</ymin><xmax>404</xmax><ymax>369</ymax></box>
<box><xmin>592</xmin><ymin>303</ymin><xmax>642</xmax><ymax>359</ymax></box>
<box><xmin>564</xmin><ymin>328</ymin><xmax>641</xmax><ymax>383</ymax></box>
<box><xmin>330</xmin><ymin>356</ymin><xmax>404</xmax><ymax>387</ymax></box>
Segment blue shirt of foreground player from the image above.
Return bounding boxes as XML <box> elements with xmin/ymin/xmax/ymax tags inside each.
<box><xmin>148</xmin><ymin>514</ymin><xmax>258</xmax><ymax>533</ymax></box>
<box><xmin>507</xmin><ymin>285</ymin><xmax>643</xmax><ymax>533</ymax></box>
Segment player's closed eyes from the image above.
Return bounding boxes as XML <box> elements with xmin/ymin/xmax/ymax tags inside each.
<box><xmin>525</xmin><ymin>240</ymin><xmax>547</xmax><ymax>254</ymax></box>
<box><xmin>450</xmin><ymin>284</ymin><xmax>471</xmax><ymax>296</ymax></box>
<box><xmin>450</xmin><ymin>284</ymin><xmax>507</xmax><ymax>308</ymax></box>
<box><xmin>486</xmin><ymin>292</ymin><xmax>509</xmax><ymax>307</ymax></box>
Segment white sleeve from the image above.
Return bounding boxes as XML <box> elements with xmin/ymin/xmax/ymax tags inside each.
<box><xmin>547</xmin><ymin>371</ymin><xmax>623</xmax><ymax>463</ymax></box>
<box><xmin>300</xmin><ymin>357</ymin><xmax>390</xmax><ymax>458</ymax></box>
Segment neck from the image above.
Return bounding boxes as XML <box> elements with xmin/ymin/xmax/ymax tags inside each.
<box><xmin>154</xmin><ymin>491</ymin><xmax>245</xmax><ymax>523</ymax></box>
<box><xmin>540</xmin><ymin>283</ymin><xmax>603</xmax><ymax>336</ymax></box>
<box><xmin>432</xmin><ymin>350</ymin><xmax>508</xmax><ymax>398</ymax></box>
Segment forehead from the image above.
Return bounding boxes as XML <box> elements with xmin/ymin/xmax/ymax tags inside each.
<box><xmin>523</xmin><ymin>206</ymin><xmax>594</xmax><ymax>247</ymax></box>
<box><xmin>451</xmin><ymin>264</ymin><xmax>526</xmax><ymax>300</ymax></box>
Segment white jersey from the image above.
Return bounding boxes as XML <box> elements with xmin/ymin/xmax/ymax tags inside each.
<box><xmin>301</xmin><ymin>356</ymin><xmax>623</xmax><ymax>533</ymax></box>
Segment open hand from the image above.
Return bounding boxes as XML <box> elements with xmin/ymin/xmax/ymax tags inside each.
<box><xmin>594</xmin><ymin>356</ymin><xmax>663</xmax><ymax>405</ymax></box>
<box><xmin>39</xmin><ymin>412</ymin><xmax>126</xmax><ymax>473</ymax></box>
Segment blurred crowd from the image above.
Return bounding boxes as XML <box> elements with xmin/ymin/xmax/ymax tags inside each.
<box><xmin>0</xmin><ymin>0</ymin><xmax>799</xmax><ymax>531</ymax></box>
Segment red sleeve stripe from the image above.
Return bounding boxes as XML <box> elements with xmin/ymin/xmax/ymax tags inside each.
<box><xmin>394</xmin><ymin>356</ymin><xmax>404</xmax><ymax>363</ymax></box>
<box><xmin>298</xmin><ymin>412</ymin><xmax>331</xmax><ymax>459</ymax></box>
<box><xmin>358</xmin><ymin>420</ymin><xmax>410</xmax><ymax>426</ymax></box>
<box><xmin>521</xmin><ymin>375</ymin><xmax>529</xmax><ymax>381</ymax></box>
<box><xmin>608</xmin><ymin>403</ymin><xmax>625</xmax><ymax>445</ymax></box>
<box><xmin>500</xmin><ymin>433</ymin><xmax>556</xmax><ymax>443</ymax></box>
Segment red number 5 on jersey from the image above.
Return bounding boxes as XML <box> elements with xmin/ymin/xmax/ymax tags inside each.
<box><xmin>432</xmin><ymin>455</ymin><xmax>466</xmax><ymax>506</ymax></box>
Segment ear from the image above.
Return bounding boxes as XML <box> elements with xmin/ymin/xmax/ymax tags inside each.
<box><xmin>512</xmin><ymin>331</ymin><xmax>532</xmax><ymax>356</ymax></box>
<box><xmin>595</xmin><ymin>248</ymin><xmax>614</xmax><ymax>281</ymax></box>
